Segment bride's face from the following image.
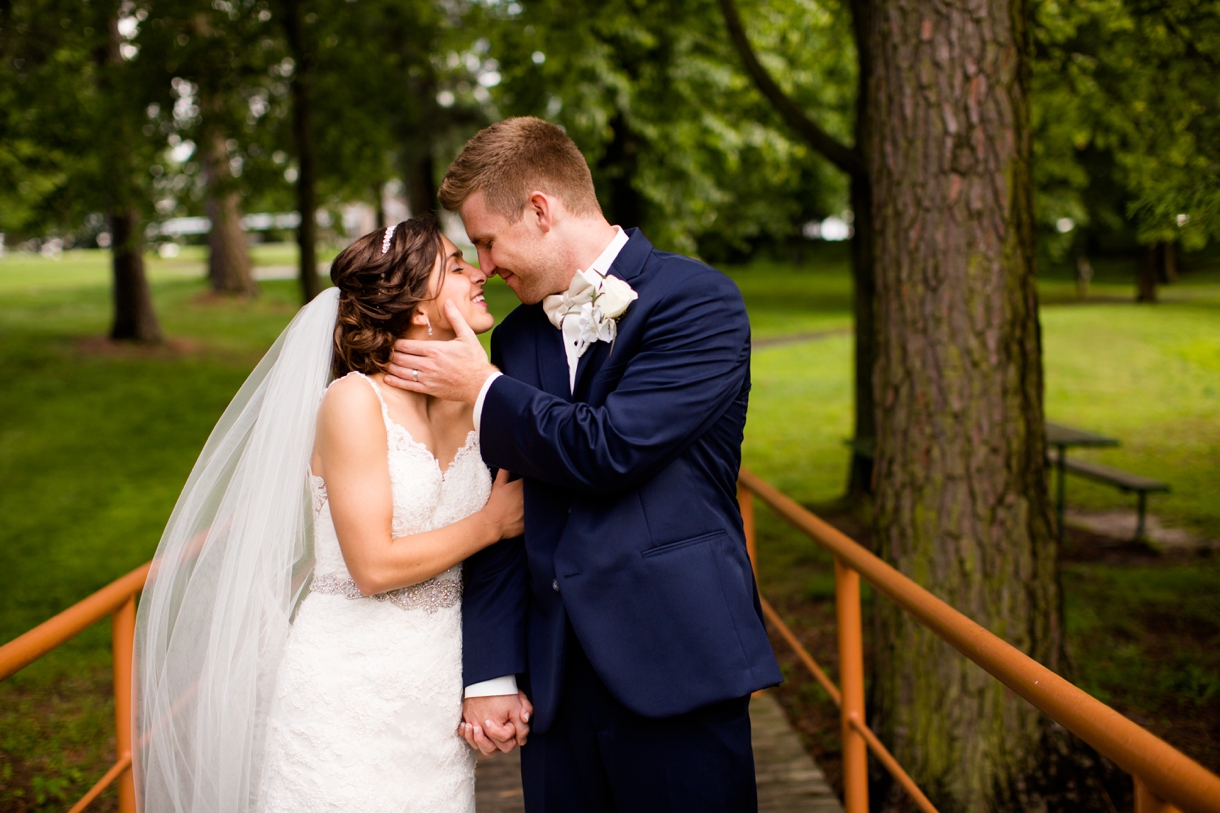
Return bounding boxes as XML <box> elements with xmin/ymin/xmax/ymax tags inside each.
<box><xmin>416</xmin><ymin>234</ymin><xmax>495</xmax><ymax>337</ymax></box>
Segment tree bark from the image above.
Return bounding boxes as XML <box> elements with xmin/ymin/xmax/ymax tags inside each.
<box><xmin>1150</xmin><ymin>241</ymin><xmax>1177</xmax><ymax>285</ymax></box>
<box><xmin>398</xmin><ymin>58</ymin><xmax>437</xmax><ymax>219</ymax></box>
<box><xmin>866</xmin><ymin>1</ymin><xmax>1076</xmax><ymax>809</ymax></box>
<box><xmin>108</xmin><ymin>208</ymin><xmax>163</xmax><ymax>342</ymax></box>
<box><xmin>1162</xmin><ymin>241</ymin><xmax>1177</xmax><ymax>283</ymax></box>
<box><xmin>282</xmin><ymin>0</ymin><xmax>321</xmax><ymax>303</ymax></box>
<box><xmin>99</xmin><ymin>7</ymin><xmax>161</xmax><ymax>343</ymax></box>
<box><xmin>374</xmin><ymin>182</ymin><xmax>387</xmax><ymax>229</ymax></box>
<box><xmin>599</xmin><ymin>112</ymin><xmax>646</xmax><ymax>230</ymax></box>
<box><xmin>200</xmin><ymin>123</ymin><xmax>257</xmax><ymax>296</ymax></box>
<box><xmin>1138</xmin><ymin>244</ymin><xmax>1158</xmax><ymax>302</ymax></box>
<box><xmin>405</xmin><ymin>150</ymin><xmax>436</xmax><ymax>218</ymax></box>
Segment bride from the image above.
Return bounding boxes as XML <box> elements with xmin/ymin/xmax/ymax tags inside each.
<box><xmin>134</xmin><ymin>218</ymin><xmax>525</xmax><ymax>813</ymax></box>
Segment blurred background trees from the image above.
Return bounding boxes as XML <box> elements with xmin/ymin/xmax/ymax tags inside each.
<box><xmin>1032</xmin><ymin>0</ymin><xmax>1220</xmax><ymax>302</ymax></box>
<box><xmin>5</xmin><ymin>0</ymin><xmax>1213</xmax><ymax>311</ymax></box>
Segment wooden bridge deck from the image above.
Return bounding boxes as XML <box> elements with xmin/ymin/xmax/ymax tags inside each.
<box><xmin>474</xmin><ymin>691</ymin><xmax>841</xmax><ymax>812</ymax></box>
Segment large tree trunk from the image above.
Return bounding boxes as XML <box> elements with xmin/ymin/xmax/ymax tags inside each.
<box><xmin>109</xmin><ymin>208</ymin><xmax>163</xmax><ymax>342</ymax></box>
<box><xmin>200</xmin><ymin>124</ymin><xmax>257</xmax><ymax>296</ymax></box>
<box><xmin>282</xmin><ymin>0</ymin><xmax>321</xmax><ymax>303</ymax></box>
<box><xmin>866</xmin><ymin>1</ymin><xmax>1069</xmax><ymax>809</ymax></box>
<box><xmin>98</xmin><ymin>8</ymin><xmax>160</xmax><ymax>343</ymax></box>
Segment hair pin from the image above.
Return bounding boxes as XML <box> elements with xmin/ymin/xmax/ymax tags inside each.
<box><xmin>381</xmin><ymin>224</ymin><xmax>397</xmax><ymax>254</ymax></box>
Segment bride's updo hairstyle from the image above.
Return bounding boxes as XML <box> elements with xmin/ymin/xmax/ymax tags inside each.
<box><xmin>329</xmin><ymin>218</ymin><xmax>443</xmax><ymax>378</ymax></box>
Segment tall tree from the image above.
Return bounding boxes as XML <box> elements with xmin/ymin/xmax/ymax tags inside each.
<box><xmin>721</xmin><ymin>0</ymin><xmax>1117</xmax><ymax>807</ymax></box>
<box><xmin>98</xmin><ymin>7</ymin><xmax>163</xmax><ymax>341</ymax></box>
<box><xmin>1</xmin><ymin>0</ymin><xmax>162</xmax><ymax>342</ymax></box>
<box><xmin>189</xmin><ymin>4</ymin><xmax>260</xmax><ymax>297</ymax></box>
<box><xmin>122</xmin><ymin>0</ymin><xmax>271</xmax><ymax>297</ymax></box>
<box><xmin>279</xmin><ymin>0</ymin><xmax>321</xmax><ymax>303</ymax></box>
<box><xmin>719</xmin><ymin>0</ymin><xmax>875</xmax><ymax>495</ymax></box>
<box><xmin>199</xmin><ymin>110</ymin><xmax>257</xmax><ymax>296</ymax></box>
<box><xmin>864</xmin><ymin>0</ymin><xmax>1083</xmax><ymax>808</ymax></box>
<box><xmin>1033</xmin><ymin>0</ymin><xmax>1220</xmax><ymax>301</ymax></box>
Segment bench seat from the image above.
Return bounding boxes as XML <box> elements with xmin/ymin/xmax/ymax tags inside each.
<box><xmin>1053</xmin><ymin>456</ymin><xmax>1169</xmax><ymax>541</ymax></box>
<box><xmin>1059</xmin><ymin>458</ymin><xmax>1169</xmax><ymax>494</ymax></box>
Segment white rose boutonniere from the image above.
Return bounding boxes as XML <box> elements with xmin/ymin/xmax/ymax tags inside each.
<box><xmin>570</xmin><ymin>267</ymin><xmax>638</xmax><ymax>349</ymax></box>
<box><xmin>592</xmin><ymin>272</ymin><xmax>638</xmax><ymax>319</ymax></box>
<box><xmin>546</xmin><ymin>268</ymin><xmax>640</xmax><ymax>370</ymax></box>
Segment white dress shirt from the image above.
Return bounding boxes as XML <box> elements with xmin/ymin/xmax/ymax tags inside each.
<box><xmin>464</xmin><ymin>227</ymin><xmax>628</xmax><ymax>700</ymax></box>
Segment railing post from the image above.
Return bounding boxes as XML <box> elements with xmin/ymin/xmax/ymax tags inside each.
<box><xmin>738</xmin><ymin>481</ymin><xmax>757</xmax><ymax>571</ymax></box>
<box><xmin>836</xmin><ymin>557</ymin><xmax>868</xmax><ymax>813</ymax></box>
<box><xmin>1135</xmin><ymin>776</ymin><xmax>1182</xmax><ymax>813</ymax></box>
<box><xmin>112</xmin><ymin>596</ymin><xmax>137</xmax><ymax>813</ymax></box>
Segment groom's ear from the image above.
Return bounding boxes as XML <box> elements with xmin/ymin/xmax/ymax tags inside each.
<box><xmin>527</xmin><ymin>191</ymin><xmax>555</xmax><ymax>234</ymax></box>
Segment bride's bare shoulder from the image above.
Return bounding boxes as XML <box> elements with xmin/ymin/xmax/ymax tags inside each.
<box><xmin>318</xmin><ymin>372</ymin><xmax>382</xmax><ymax>426</ymax></box>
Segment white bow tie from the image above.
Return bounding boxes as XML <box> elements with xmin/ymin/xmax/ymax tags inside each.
<box><xmin>542</xmin><ymin>269</ymin><xmax>598</xmax><ymax>333</ymax></box>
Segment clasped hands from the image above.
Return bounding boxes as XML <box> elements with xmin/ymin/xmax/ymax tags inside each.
<box><xmin>460</xmin><ymin>691</ymin><xmax>533</xmax><ymax>755</ymax></box>
<box><xmin>386</xmin><ymin>300</ymin><xmax>498</xmax><ymax>404</ymax></box>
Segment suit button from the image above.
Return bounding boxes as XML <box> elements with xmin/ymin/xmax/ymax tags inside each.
<box><xmin>552</xmin><ymin>578</ymin><xmax>560</xmax><ymax>592</ymax></box>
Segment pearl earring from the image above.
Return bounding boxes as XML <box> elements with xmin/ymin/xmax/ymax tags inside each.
<box><xmin>425</xmin><ymin>316</ymin><xmax>433</xmax><ymax>336</ymax></box>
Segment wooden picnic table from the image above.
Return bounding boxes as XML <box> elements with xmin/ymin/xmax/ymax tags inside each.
<box><xmin>1045</xmin><ymin>421</ymin><xmax>1120</xmax><ymax>542</ymax></box>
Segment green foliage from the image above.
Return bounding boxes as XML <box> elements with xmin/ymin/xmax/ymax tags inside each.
<box><xmin>1033</xmin><ymin>0</ymin><xmax>1220</xmax><ymax>251</ymax></box>
<box><xmin>0</xmin><ymin>1</ymin><xmax>162</xmax><ymax>240</ymax></box>
<box><xmin>489</xmin><ymin>0</ymin><xmax>852</xmax><ymax>256</ymax></box>
<box><xmin>132</xmin><ymin>0</ymin><xmax>293</xmax><ymax>217</ymax></box>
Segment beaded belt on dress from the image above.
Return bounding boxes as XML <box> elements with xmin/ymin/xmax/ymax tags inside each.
<box><xmin>310</xmin><ymin>572</ymin><xmax>461</xmax><ymax>613</ymax></box>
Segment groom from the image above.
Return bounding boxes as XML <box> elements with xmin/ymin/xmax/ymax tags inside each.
<box><xmin>387</xmin><ymin>117</ymin><xmax>781</xmax><ymax>812</ymax></box>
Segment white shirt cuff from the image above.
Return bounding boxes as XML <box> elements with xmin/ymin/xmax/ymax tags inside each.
<box><xmin>472</xmin><ymin>372</ymin><xmax>503</xmax><ymax>435</ymax></box>
<box><xmin>464</xmin><ymin>674</ymin><xmax>518</xmax><ymax>698</ymax></box>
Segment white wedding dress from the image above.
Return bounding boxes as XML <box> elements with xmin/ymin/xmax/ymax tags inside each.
<box><xmin>260</xmin><ymin>372</ymin><xmax>488</xmax><ymax>813</ymax></box>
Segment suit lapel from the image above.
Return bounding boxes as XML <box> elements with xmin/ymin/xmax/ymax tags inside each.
<box><xmin>571</xmin><ymin>339</ymin><xmax>609</xmax><ymax>398</ymax></box>
<box><xmin>534</xmin><ymin>312</ymin><xmax>572</xmax><ymax>401</ymax></box>
<box><xmin>569</xmin><ymin>230</ymin><xmax>652</xmax><ymax>397</ymax></box>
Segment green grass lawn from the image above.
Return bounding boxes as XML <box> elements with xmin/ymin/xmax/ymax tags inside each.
<box><xmin>1</xmin><ymin>245</ymin><xmax>1218</xmax><ymax>808</ymax></box>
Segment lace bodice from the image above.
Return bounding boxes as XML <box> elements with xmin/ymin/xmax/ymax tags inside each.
<box><xmin>308</xmin><ymin>372</ymin><xmax>491</xmax><ymax>591</ymax></box>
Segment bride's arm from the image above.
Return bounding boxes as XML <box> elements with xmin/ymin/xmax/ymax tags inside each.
<box><xmin>315</xmin><ymin>377</ymin><xmax>523</xmax><ymax>597</ymax></box>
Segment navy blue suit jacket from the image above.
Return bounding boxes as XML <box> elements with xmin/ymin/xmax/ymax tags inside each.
<box><xmin>462</xmin><ymin>229</ymin><xmax>782</xmax><ymax>733</ymax></box>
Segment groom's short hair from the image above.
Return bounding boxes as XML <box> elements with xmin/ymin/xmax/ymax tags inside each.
<box><xmin>438</xmin><ymin>117</ymin><xmax>601</xmax><ymax>221</ymax></box>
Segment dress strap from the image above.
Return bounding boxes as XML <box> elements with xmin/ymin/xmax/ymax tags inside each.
<box><xmin>342</xmin><ymin>371</ymin><xmax>392</xmax><ymax>427</ymax></box>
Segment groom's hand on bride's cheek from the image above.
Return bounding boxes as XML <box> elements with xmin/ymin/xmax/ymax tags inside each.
<box><xmin>385</xmin><ymin>301</ymin><xmax>497</xmax><ymax>404</ymax></box>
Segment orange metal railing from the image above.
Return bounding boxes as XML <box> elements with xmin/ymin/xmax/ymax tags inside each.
<box><xmin>738</xmin><ymin>467</ymin><xmax>1220</xmax><ymax>813</ymax></box>
<box><xmin>5</xmin><ymin>472</ymin><xmax>1220</xmax><ymax>813</ymax></box>
<box><xmin>0</xmin><ymin>562</ymin><xmax>148</xmax><ymax>813</ymax></box>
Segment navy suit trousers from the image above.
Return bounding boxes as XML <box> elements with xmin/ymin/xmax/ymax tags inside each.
<box><xmin>519</xmin><ymin>624</ymin><xmax>758</xmax><ymax>813</ymax></box>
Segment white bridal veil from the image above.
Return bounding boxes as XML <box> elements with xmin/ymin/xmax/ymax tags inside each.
<box><xmin>134</xmin><ymin>287</ymin><xmax>339</xmax><ymax>813</ymax></box>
